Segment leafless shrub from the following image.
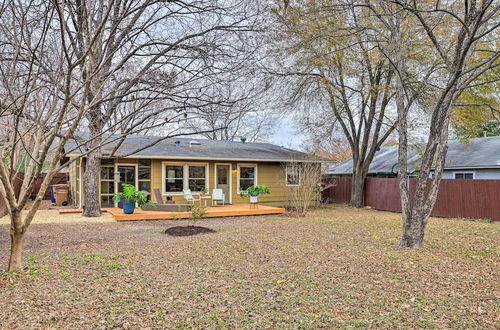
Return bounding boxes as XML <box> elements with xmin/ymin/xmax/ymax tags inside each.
<box><xmin>280</xmin><ymin>159</ymin><xmax>334</xmax><ymax>217</ymax></box>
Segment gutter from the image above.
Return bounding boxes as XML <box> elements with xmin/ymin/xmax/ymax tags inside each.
<box><xmin>65</xmin><ymin>153</ymin><xmax>336</xmax><ymax>163</ymax></box>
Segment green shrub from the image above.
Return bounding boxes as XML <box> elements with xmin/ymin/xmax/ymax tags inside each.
<box><xmin>189</xmin><ymin>205</ymin><xmax>207</xmax><ymax>226</ymax></box>
<box><xmin>239</xmin><ymin>185</ymin><xmax>271</xmax><ymax>197</ymax></box>
<box><xmin>113</xmin><ymin>183</ymin><xmax>156</xmax><ymax>208</ymax></box>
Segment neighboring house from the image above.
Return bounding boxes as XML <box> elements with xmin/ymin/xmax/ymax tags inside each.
<box><xmin>326</xmin><ymin>136</ymin><xmax>500</xmax><ymax>179</ymax></box>
<box><xmin>65</xmin><ymin>135</ymin><xmax>326</xmax><ymax>208</ymax></box>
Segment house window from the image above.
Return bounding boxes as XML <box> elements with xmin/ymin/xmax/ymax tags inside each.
<box><xmin>454</xmin><ymin>172</ymin><xmax>474</xmax><ymax>179</ymax></box>
<box><xmin>188</xmin><ymin>165</ymin><xmax>207</xmax><ymax>192</ymax></box>
<box><xmin>239</xmin><ymin>165</ymin><xmax>256</xmax><ymax>191</ymax></box>
<box><xmin>163</xmin><ymin>163</ymin><xmax>209</xmax><ymax>194</ymax></box>
<box><xmin>99</xmin><ymin>160</ymin><xmax>115</xmax><ymax>207</ymax></box>
<box><xmin>138</xmin><ymin>160</ymin><xmax>151</xmax><ymax>199</ymax></box>
<box><xmin>286</xmin><ymin>164</ymin><xmax>300</xmax><ymax>186</ymax></box>
<box><xmin>165</xmin><ymin>165</ymin><xmax>184</xmax><ymax>193</ymax></box>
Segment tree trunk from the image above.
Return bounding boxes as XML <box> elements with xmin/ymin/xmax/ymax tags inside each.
<box><xmin>400</xmin><ymin>210</ymin><xmax>426</xmax><ymax>248</ymax></box>
<box><xmin>8</xmin><ymin>228</ymin><xmax>25</xmax><ymax>272</ymax></box>
<box><xmin>349</xmin><ymin>163</ymin><xmax>366</xmax><ymax>208</ymax></box>
<box><xmin>82</xmin><ymin>148</ymin><xmax>102</xmax><ymax>217</ymax></box>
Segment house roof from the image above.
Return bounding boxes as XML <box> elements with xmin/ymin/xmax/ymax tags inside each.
<box><xmin>65</xmin><ymin>134</ymin><xmax>331</xmax><ymax>163</ymax></box>
<box><xmin>326</xmin><ymin>136</ymin><xmax>500</xmax><ymax>175</ymax></box>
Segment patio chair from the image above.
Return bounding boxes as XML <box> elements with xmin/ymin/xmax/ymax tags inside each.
<box><xmin>212</xmin><ymin>189</ymin><xmax>225</xmax><ymax>206</ymax></box>
<box><xmin>142</xmin><ymin>188</ymin><xmax>190</xmax><ymax>212</ymax></box>
<box><xmin>183</xmin><ymin>189</ymin><xmax>201</xmax><ymax>205</ymax></box>
<box><xmin>154</xmin><ymin>188</ymin><xmax>173</xmax><ymax>205</ymax></box>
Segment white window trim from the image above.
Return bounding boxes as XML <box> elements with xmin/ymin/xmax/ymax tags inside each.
<box><xmin>214</xmin><ymin>163</ymin><xmax>232</xmax><ymax>204</ymax></box>
<box><xmin>453</xmin><ymin>171</ymin><xmax>475</xmax><ymax>179</ymax></box>
<box><xmin>285</xmin><ymin>164</ymin><xmax>301</xmax><ymax>186</ymax></box>
<box><xmin>187</xmin><ymin>163</ymin><xmax>210</xmax><ymax>193</ymax></box>
<box><xmin>162</xmin><ymin>161</ymin><xmax>209</xmax><ymax>195</ymax></box>
<box><xmin>77</xmin><ymin>158</ymin><xmax>83</xmax><ymax>209</ymax></box>
<box><xmin>237</xmin><ymin>163</ymin><xmax>258</xmax><ymax>193</ymax></box>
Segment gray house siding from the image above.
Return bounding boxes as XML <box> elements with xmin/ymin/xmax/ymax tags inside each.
<box><xmin>438</xmin><ymin>169</ymin><xmax>500</xmax><ymax>180</ymax></box>
<box><xmin>327</xmin><ymin>136</ymin><xmax>500</xmax><ymax>179</ymax></box>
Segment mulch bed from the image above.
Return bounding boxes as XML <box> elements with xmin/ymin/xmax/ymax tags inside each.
<box><xmin>165</xmin><ymin>225</ymin><xmax>216</xmax><ymax>236</ymax></box>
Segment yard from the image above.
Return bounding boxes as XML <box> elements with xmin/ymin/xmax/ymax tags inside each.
<box><xmin>0</xmin><ymin>205</ymin><xmax>498</xmax><ymax>328</ymax></box>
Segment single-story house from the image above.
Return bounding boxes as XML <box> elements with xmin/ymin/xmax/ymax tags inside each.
<box><xmin>65</xmin><ymin>135</ymin><xmax>328</xmax><ymax>208</ymax></box>
<box><xmin>326</xmin><ymin>136</ymin><xmax>500</xmax><ymax>179</ymax></box>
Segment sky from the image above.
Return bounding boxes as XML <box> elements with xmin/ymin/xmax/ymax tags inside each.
<box><xmin>269</xmin><ymin>117</ymin><xmax>306</xmax><ymax>150</ymax></box>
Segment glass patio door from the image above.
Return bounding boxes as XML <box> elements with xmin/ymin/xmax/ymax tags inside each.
<box><xmin>116</xmin><ymin>165</ymin><xmax>136</xmax><ymax>208</ymax></box>
<box><xmin>216</xmin><ymin>164</ymin><xmax>231</xmax><ymax>204</ymax></box>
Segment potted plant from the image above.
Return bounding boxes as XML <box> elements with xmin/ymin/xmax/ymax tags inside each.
<box><xmin>239</xmin><ymin>185</ymin><xmax>270</xmax><ymax>203</ymax></box>
<box><xmin>200</xmin><ymin>187</ymin><xmax>208</xmax><ymax>197</ymax></box>
<box><xmin>113</xmin><ymin>183</ymin><xmax>155</xmax><ymax>214</ymax></box>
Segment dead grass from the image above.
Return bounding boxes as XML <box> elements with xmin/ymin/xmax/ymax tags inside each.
<box><xmin>0</xmin><ymin>209</ymin><xmax>114</xmax><ymax>225</ymax></box>
<box><xmin>0</xmin><ymin>204</ymin><xmax>498</xmax><ymax>328</ymax></box>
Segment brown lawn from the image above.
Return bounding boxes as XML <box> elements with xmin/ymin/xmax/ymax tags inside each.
<box><xmin>0</xmin><ymin>205</ymin><xmax>498</xmax><ymax>328</ymax></box>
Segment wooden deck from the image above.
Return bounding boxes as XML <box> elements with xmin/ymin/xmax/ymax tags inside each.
<box><xmin>106</xmin><ymin>203</ymin><xmax>286</xmax><ymax>221</ymax></box>
<box><xmin>59</xmin><ymin>208</ymin><xmax>110</xmax><ymax>214</ymax></box>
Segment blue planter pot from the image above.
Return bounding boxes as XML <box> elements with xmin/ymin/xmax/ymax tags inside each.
<box><xmin>122</xmin><ymin>201</ymin><xmax>135</xmax><ymax>214</ymax></box>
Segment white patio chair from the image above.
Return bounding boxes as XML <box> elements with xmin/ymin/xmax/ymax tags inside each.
<box><xmin>212</xmin><ymin>189</ymin><xmax>225</xmax><ymax>206</ymax></box>
<box><xmin>183</xmin><ymin>189</ymin><xmax>201</xmax><ymax>205</ymax></box>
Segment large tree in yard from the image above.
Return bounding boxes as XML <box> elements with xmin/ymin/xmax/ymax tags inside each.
<box><xmin>273</xmin><ymin>1</ymin><xmax>398</xmax><ymax>207</ymax></box>
<box><xmin>362</xmin><ymin>0</ymin><xmax>499</xmax><ymax>247</ymax></box>
<box><xmin>0</xmin><ymin>0</ymin><xmax>112</xmax><ymax>271</ymax></box>
<box><xmin>56</xmin><ymin>0</ymin><xmax>259</xmax><ymax>217</ymax></box>
<box><xmin>0</xmin><ymin>0</ymin><xmax>258</xmax><ymax>271</ymax></box>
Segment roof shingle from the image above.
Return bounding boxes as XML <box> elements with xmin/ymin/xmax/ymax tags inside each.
<box><xmin>326</xmin><ymin>136</ymin><xmax>500</xmax><ymax>175</ymax></box>
<box><xmin>66</xmin><ymin>135</ymin><xmax>324</xmax><ymax>162</ymax></box>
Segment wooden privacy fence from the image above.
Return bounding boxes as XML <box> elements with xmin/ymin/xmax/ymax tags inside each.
<box><xmin>322</xmin><ymin>177</ymin><xmax>500</xmax><ymax>221</ymax></box>
<box><xmin>0</xmin><ymin>173</ymin><xmax>68</xmax><ymax>218</ymax></box>
<box><xmin>0</xmin><ymin>174</ymin><xmax>24</xmax><ymax>219</ymax></box>
<box><xmin>30</xmin><ymin>173</ymin><xmax>68</xmax><ymax>200</ymax></box>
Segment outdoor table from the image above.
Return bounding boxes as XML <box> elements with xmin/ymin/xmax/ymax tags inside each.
<box><xmin>200</xmin><ymin>195</ymin><xmax>211</xmax><ymax>206</ymax></box>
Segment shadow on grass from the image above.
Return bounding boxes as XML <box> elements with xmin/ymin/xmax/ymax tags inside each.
<box><xmin>164</xmin><ymin>226</ymin><xmax>216</xmax><ymax>237</ymax></box>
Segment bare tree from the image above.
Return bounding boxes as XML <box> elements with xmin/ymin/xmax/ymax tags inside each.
<box><xmin>184</xmin><ymin>74</ymin><xmax>277</xmax><ymax>142</ymax></box>
<box><xmin>0</xmin><ymin>0</ymin><xmax>107</xmax><ymax>271</ymax></box>
<box><xmin>271</xmin><ymin>1</ymin><xmax>398</xmax><ymax>207</ymax></box>
<box><xmin>361</xmin><ymin>0</ymin><xmax>499</xmax><ymax>247</ymax></box>
<box><xmin>280</xmin><ymin>160</ymin><xmax>329</xmax><ymax>217</ymax></box>
<box><xmin>0</xmin><ymin>0</ymin><xmax>258</xmax><ymax>271</ymax></box>
<box><xmin>51</xmin><ymin>0</ymin><xmax>261</xmax><ymax>217</ymax></box>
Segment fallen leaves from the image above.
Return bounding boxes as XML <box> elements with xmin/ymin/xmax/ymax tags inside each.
<box><xmin>0</xmin><ymin>205</ymin><xmax>497</xmax><ymax>328</ymax></box>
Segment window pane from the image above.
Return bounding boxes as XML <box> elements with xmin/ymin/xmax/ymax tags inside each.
<box><xmin>165</xmin><ymin>165</ymin><xmax>184</xmax><ymax>193</ymax></box>
<box><xmin>138</xmin><ymin>159</ymin><xmax>151</xmax><ymax>167</ymax></box>
<box><xmin>100</xmin><ymin>167</ymin><xmax>114</xmax><ymax>179</ymax></box>
<box><xmin>287</xmin><ymin>166</ymin><xmax>300</xmax><ymax>185</ymax></box>
<box><xmin>100</xmin><ymin>181</ymin><xmax>114</xmax><ymax>194</ymax></box>
<box><xmin>464</xmin><ymin>173</ymin><xmax>473</xmax><ymax>179</ymax></box>
<box><xmin>217</xmin><ymin>166</ymin><xmax>228</xmax><ymax>185</ymax></box>
<box><xmin>166</xmin><ymin>166</ymin><xmax>183</xmax><ymax>180</ymax></box>
<box><xmin>100</xmin><ymin>195</ymin><xmax>114</xmax><ymax>207</ymax></box>
<box><xmin>189</xmin><ymin>166</ymin><xmax>206</xmax><ymax>178</ymax></box>
<box><xmin>100</xmin><ymin>159</ymin><xmax>114</xmax><ymax>165</ymax></box>
<box><xmin>165</xmin><ymin>179</ymin><xmax>183</xmax><ymax>192</ymax></box>
<box><xmin>138</xmin><ymin>181</ymin><xmax>150</xmax><ymax>193</ymax></box>
<box><xmin>239</xmin><ymin>166</ymin><xmax>255</xmax><ymax>191</ymax></box>
<box><xmin>138</xmin><ymin>167</ymin><xmax>151</xmax><ymax>180</ymax></box>
<box><xmin>240</xmin><ymin>166</ymin><xmax>255</xmax><ymax>179</ymax></box>
<box><xmin>240</xmin><ymin>179</ymin><xmax>254</xmax><ymax>191</ymax></box>
<box><xmin>189</xmin><ymin>179</ymin><xmax>206</xmax><ymax>191</ymax></box>
<box><xmin>118</xmin><ymin>166</ymin><xmax>135</xmax><ymax>184</ymax></box>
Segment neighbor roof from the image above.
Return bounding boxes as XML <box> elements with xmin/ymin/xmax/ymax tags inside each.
<box><xmin>65</xmin><ymin>134</ymin><xmax>330</xmax><ymax>162</ymax></box>
<box><xmin>326</xmin><ymin>136</ymin><xmax>500</xmax><ymax>175</ymax></box>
